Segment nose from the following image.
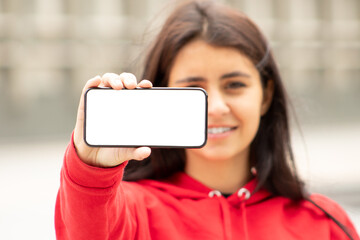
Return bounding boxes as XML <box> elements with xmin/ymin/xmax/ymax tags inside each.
<box><xmin>207</xmin><ymin>90</ymin><xmax>230</xmax><ymax>118</ymax></box>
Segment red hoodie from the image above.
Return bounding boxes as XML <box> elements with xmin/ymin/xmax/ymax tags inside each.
<box><xmin>55</xmin><ymin>139</ymin><xmax>359</xmax><ymax>240</ymax></box>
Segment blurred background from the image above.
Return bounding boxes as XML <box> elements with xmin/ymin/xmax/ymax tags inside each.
<box><xmin>0</xmin><ymin>0</ymin><xmax>359</xmax><ymax>239</ymax></box>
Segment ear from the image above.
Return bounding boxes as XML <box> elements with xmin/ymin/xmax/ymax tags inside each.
<box><xmin>260</xmin><ymin>80</ymin><xmax>274</xmax><ymax>116</ymax></box>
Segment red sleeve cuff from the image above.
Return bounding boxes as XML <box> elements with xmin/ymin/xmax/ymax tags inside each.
<box><xmin>63</xmin><ymin>134</ymin><xmax>128</xmax><ymax>189</ymax></box>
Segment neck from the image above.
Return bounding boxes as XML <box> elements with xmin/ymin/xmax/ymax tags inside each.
<box><xmin>184</xmin><ymin>150</ymin><xmax>252</xmax><ymax>194</ymax></box>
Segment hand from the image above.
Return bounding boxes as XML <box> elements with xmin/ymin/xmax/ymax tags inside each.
<box><xmin>73</xmin><ymin>72</ymin><xmax>152</xmax><ymax>167</ymax></box>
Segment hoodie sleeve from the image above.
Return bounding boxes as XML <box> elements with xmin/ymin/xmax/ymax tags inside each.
<box><xmin>311</xmin><ymin>194</ymin><xmax>360</xmax><ymax>240</ymax></box>
<box><xmin>55</xmin><ymin>137</ymin><xmax>137</xmax><ymax>240</ymax></box>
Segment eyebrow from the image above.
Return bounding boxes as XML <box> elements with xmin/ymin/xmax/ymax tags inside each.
<box><xmin>174</xmin><ymin>71</ymin><xmax>250</xmax><ymax>84</ymax></box>
<box><xmin>220</xmin><ymin>71</ymin><xmax>250</xmax><ymax>79</ymax></box>
<box><xmin>174</xmin><ymin>77</ymin><xmax>205</xmax><ymax>84</ymax></box>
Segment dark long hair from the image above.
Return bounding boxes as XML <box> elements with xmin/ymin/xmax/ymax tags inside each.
<box><xmin>124</xmin><ymin>0</ymin><xmax>305</xmax><ymax>200</ymax></box>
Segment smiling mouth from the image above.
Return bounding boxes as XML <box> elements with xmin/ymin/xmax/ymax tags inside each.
<box><xmin>207</xmin><ymin>127</ymin><xmax>237</xmax><ymax>134</ymax></box>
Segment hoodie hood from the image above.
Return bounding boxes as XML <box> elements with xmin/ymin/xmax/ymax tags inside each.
<box><xmin>137</xmin><ymin>172</ymin><xmax>273</xmax><ymax>240</ymax></box>
<box><xmin>137</xmin><ymin>172</ymin><xmax>272</xmax><ymax>207</ymax></box>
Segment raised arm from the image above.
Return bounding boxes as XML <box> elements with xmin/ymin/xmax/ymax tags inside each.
<box><xmin>55</xmin><ymin>73</ymin><xmax>152</xmax><ymax>240</ymax></box>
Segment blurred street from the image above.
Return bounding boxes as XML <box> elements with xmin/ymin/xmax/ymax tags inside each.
<box><xmin>0</xmin><ymin>124</ymin><xmax>359</xmax><ymax>239</ymax></box>
<box><xmin>0</xmin><ymin>138</ymin><xmax>65</xmax><ymax>240</ymax></box>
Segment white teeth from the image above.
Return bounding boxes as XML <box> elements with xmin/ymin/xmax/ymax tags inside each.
<box><xmin>208</xmin><ymin>127</ymin><xmax>233</xmax><ymax>134</ymax></box>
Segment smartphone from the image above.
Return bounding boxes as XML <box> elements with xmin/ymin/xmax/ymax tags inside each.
<box><xmin>84</xmin><ymin>87</ymin><xmax>208</xmax><ymax>148</ymax></box>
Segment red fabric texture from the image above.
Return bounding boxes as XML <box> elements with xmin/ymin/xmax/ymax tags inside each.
<box><xmin>55</xmin><ymin>139</ymin><xmax>359</xmax><ymax>240</ymax></box>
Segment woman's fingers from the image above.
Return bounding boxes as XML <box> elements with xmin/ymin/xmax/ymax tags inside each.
<box><xmin>138</xmin><ymin>79</ymin><xmax>153</xmax><ymax>88</ymax></box>
<box><xmin>100</xmin><ymin>72</ymin><xmax>139</xmax><ymax>90</ymax></box>
<box><xmin>132</xmin><ymin>147</ymin><xmax>152</xmax><ymax>161</ymax></box>
<box><xmin>119</xmin><ymin>72</ymin><xmax>137</xmax><ymax>89</ymax></box>
<box><xmin>84</xmin><ymin>73</ymin><xmax>152</xmax><ymax>91</ymax></box>
<box><xmin>101</xmin><ymin>73</ymin><xmax>123</xmax><ymax>89</ymax></box>
<box><xmin>84</xmin><ymin>75</ymin><xmax>102</xmax><ymax>90</ymax></box>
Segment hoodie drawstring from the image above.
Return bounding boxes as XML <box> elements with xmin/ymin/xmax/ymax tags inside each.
<box><xmin>209</xmin><ymin>190</ymin><xmax>232</xmax><ymax>240</ymax></box>
<box><xmin>219</xmin><ymin>197</ymin><xmax>232</xmax><ymax>240</ymax></box>
<box><xmin>238</xmin><ymin>188</ymin><xmax>251</xmax><ymax>240</ymax></box>
<box><xmin>208</xmin><ymin>188</ymin><xmax>251</xmax><ymax>240</ymax></box>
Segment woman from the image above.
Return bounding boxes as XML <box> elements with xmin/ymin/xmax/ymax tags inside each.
<box><xmin>55</xmin><ymin>1</ymin><xmax>359</xmax><ymax>239</ymax></box>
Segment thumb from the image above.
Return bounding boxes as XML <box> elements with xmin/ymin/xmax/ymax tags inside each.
<box><xmin>131</xmin><ymin>147</ymin><xmax>152</xmax><ymax>161</ymax></box>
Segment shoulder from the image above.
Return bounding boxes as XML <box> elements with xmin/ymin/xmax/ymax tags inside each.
<box><xmin>268</xmin><ymin>193</ymin><xmax>359</xmax><ymax>239</ymax></box>
<box><xmin>308</xmin><ymin>194</ymin><xmax>349</xmax><ymax>223</ymax></box>
<box><xmin>307</xmin><ymin>193</ymin><xmax>359</xmax><ymax>239</ymax></box>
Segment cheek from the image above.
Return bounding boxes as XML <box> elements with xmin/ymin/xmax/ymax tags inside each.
<box><xmin>232</xmin><ymin>92</ymin><xmax>263</xmax><ymax>118</ymax></box>
<box><xmin>230</xmin><ymin>93</ymin><xmax>263</xmax><ymax>135</ymax></box>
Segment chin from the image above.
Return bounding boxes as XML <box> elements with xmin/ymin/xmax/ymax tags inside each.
<box><xmin>188</xmin><ymin>146</ymin><xmax>242</xmax><ymax>162</ymax></box>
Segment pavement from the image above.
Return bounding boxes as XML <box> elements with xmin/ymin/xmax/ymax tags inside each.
<box><xmin>0</xmin><ymin>124</ymin><xmax>359</xmax><ymax>239</ymax></box>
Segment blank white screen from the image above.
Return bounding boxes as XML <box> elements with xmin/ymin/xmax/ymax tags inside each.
<box><xmin>84</xmin><ymin>88</ymin><xmax>207</xmax><ymax>147</ymax></box>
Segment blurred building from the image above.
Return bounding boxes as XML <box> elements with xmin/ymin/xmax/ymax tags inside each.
<box><xmin>0</xmin><ymin>0</ymin><xmax>359</xmax><ymax>141</ymax></box>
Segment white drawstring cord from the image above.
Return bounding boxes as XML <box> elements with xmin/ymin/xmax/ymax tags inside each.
<box><xmin>208</xmin><ymin>190</ymin><xmax>222</xmax><ymax>198</ymax></box>
<box><xmin>237</xmin><ymin>188</ymin><xmax>251</xmax><ymax>200</ymax></box>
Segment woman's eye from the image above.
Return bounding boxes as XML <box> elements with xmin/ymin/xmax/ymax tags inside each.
<box><xmin>225</xmin><ymin>81</ymin><xmax>246</xmax><ymax>89</ymax></box>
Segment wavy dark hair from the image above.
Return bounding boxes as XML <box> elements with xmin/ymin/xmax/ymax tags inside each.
<box><xmin>124</xmin><ymin>0</ymin><xmax>305</xmax><ymax>200</ymax></box>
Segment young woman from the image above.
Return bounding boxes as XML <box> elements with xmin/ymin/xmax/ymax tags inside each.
<box><xmin>55</xmin><ymin>1</ymin><xmax>359</xmax><ymax>239</ymax></box>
